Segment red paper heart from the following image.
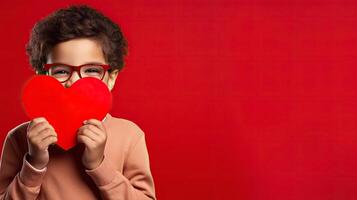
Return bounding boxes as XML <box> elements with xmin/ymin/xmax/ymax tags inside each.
<box><xmin>21</xmin><ymin>75</ymin><xmax>112</xmax><ymax>150</ymax></box>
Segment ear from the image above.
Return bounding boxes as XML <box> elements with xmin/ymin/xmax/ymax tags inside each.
<box><xmin>107</xmin><ymin>69</ymin><xmax>120</xmax><ymax>91</ymax></box>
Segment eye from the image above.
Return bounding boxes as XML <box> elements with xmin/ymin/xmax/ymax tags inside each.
<box><xmin>53</xmin><ymin>70</ymin><xmax>70</xmax><ymax>75</ymax></box>
<box><xmin>50</xmin><ymin>66</ymin><xmax>71</xmax><ymax>76</ymax></box>
<box><xmin>85</xmin><ymin>68</ymin><xmax>101</xmax><ymax>73</ymax></box>
<box><xmin>83</xmin><ymin>65</ymin><xmax>104</xmax><ymax>75</ymax></box>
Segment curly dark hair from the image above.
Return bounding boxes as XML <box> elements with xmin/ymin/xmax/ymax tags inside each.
<box><xmin>25</xmin><ymin>4</ymin><xmax>128</xmax><ymax>74</ymax></box>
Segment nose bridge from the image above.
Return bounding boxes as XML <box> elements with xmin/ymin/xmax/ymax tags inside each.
<box><xmin>64</xmin><ymin>68</ymin><xmax>81</xmax><ymax>87</ymax></box>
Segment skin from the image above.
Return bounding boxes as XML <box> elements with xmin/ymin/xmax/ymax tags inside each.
<box><xmin>27</xmin><ymin>38</ymin><xmax>119</xmax><ymax>170</ymax></box>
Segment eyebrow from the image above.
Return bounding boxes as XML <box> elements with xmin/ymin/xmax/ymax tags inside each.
<box><xmin>51</xmin><ymin>61</ymin><xmax>106</xmax><ymax>66</ymax></box>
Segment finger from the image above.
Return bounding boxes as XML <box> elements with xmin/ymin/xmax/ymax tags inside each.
<box><xmin>34</xmin><ymin>128</ymin><xmax>57</xmax><ymax>141</ymax></box>
<box><xmin>84</xmin><ymin>119</ymin><xmax>105</xmax><ymax>132</ymax></box>
<box><xmin>32</xmin><ymin>117</ymin><xmax>47</xmax><ymax>125</ymax></box>
<box><xmin>29</xmin><ymin>129</ymin><xmax>55</xmax><ymax>147</ymax></box>
<box><xmin>39</xmin><ymin>135</ymin><xmax>58</xmax><ymax>150</ymax></box>
<box><xmin>77</xmin><ymin>135</ymin><xmax>95</xmax><ymax>148</ymax></box>
<box><xmin>28</xmin><ymin>122</ymin><xmax>48</xmax><ymax>137</ymax></box>
<box><xmin>41</xmin><ymin>134</ymin><xmax>58</xmax><ymax>145</ymax></box>
<box><xmin>79</xmin><ymin>124</ymin><xmax>103</xmax><ymax>138</ymax></box>
<box><xmin>30</xmin><ymin>122</ymin><xmax>55</xmax><ymax>136</ymax></box>
<box><xmin>28</xmin><ymin>117</ymin><xmax>47</xmax><ymax>132</ymax></box>
<box><xmin>28</xmin><ymin>122</ymin><xmax>54</xmax><ymax>138</ymax></box>
<box><xmin>78</xmin><ymin>128</ymin><xmax>101</xmax><ymax>142</ymax></box>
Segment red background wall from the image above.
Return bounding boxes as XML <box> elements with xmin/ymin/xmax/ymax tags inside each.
<box><xmin>1</xmin><ymin>0</ymin><xmax>356</xmax><ymax>199</ymax></box>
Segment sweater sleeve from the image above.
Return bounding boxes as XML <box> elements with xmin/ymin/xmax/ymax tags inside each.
<box><xmin>85</xmin><ymin>133</ymin><xmax>156</xmax><ymax>200</ymax></box>
<box><xmin>0</xmin><ymin>132</ymin><xmax>47</xmax><ymax>200</ymax></box>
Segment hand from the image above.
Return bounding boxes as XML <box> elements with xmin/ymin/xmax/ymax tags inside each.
<box><xmin>26</xmin><ymin>117</ymin><xmax>58</xmax><ymax>169</ymax></box>
<box><xmin>77</xmin><ymin>119</ymin><xmax>107</xmax><ymax>170</ymax></box>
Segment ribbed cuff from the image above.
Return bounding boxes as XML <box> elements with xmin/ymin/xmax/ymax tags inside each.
<box><xmin>19</xmin><ymin>153</ymin><xmax>47</xmax><ymax>187</ymax></box>
<box><xmin>85</xmin><ymin>156</ymin><xmax>117</xmax><ymax>186</ymax></box>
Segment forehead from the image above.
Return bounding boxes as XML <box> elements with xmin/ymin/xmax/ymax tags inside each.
<box><xmin>47</xmin><ymin>38</ymin><xmax>106</xmax><ymax>65</ymax></box>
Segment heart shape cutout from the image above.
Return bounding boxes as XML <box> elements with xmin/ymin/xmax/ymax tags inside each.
<box><xmin>21</xmin><ymin>75</ymin><xmax>112</xmax><ymax>150</ymax></box>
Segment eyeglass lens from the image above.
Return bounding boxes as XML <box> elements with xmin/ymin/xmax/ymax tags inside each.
<box><xmin>48</xmin><ymin>64</ymin><xmax>106</xmax><ymax>82</ymax></box>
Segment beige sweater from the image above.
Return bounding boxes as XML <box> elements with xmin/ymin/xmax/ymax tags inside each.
<box><xmin>0</xmin><ymin>113</ymin><xmax>156</xmax><ymax>200</ymax></box>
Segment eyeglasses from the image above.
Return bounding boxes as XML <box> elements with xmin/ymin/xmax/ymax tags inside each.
<box><xmin>43</xmin><ymin>63</ymin><xmax>111</xmax><ymax>83</ymax></box>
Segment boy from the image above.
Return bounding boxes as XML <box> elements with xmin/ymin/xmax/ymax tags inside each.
<box><xmin>0</xmin><ymin>5</ymin><xmax>156</xmax><ymax>200</ymax></box>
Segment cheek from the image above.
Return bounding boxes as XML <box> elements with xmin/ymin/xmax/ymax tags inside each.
<box><xmin>102</xmin><ymin>75</ymin><xmax>110</xmax><ymax>88</ymax></box>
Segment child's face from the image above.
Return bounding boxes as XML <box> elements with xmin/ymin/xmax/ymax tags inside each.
<box><xmin>45</xmin><ymin>38</ymin><xmax>119</xmax><ymax>90</ymax></box>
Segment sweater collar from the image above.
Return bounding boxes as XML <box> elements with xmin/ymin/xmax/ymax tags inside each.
<box><xmin>102</xmin><ymin>113</ymin><xmax>112</xmax><ymax>123</ymax></box>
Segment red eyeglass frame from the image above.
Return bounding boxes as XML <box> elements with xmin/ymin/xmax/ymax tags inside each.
<box><xmin>43</xmin><ymin>63</ymin><xmax>111</xmax><ymax>82</ymax></box>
